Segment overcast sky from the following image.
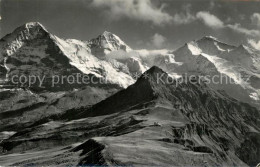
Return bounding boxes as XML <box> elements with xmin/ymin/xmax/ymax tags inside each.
<box><xmin>1</xmin><ymin>0</ymin><xmax>260</xmax><ymax>50</ymax></box>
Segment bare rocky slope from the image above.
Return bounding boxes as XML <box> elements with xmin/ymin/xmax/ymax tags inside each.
<box><xmin>1</xmin><ymin>67</ymin><xmax>259</xmax><ymax>166</ymax></box>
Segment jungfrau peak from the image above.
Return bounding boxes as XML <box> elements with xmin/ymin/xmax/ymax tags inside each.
<box><xmin>172</xmin><ymin>36</ymin><xmax>260</xmax><ymax>105</ymax></box>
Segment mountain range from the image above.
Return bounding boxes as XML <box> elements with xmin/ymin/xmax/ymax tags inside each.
<box><xmin>0</xmin><ymin>22</ymin><xmax>259</xmax><ymax>166</ymax></box>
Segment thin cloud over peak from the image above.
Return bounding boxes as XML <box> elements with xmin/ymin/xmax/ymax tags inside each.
<box><xmin>172</xmin><ymin>13</ymin><xmax>196</xmax><ymax>24</ymax></box>
<box><xmin>194</xmin><ymin>11</ymin><xmax>260</xmax><ymax>37</ymax></box>
<box><xmin>251</xmin><ymin>13</ymin><xmax>260</xmax><ymax>27</ymax></box>
<box><xmin>196</xmin><ymin>11</ymin><xmax>224</xmax><ymax>29</ymax></box>
<box><xmin>172</xmin><ymin>4</ymin><xmax>196</xmax><ymax>25</ymax></box>
<box><xmin>227</xmin><ymin>24</ymin><xmax>260</xmax><ymax>37</ymax></box>
<box><xmin>90</xmin><ymin>0</ymin><xmax>173</xmax><ymax>26</ymax></box>
<box><xmin>151</xmin><ymin>33</ymin><xmax>166</xmax><ymax>48</ymax></box>
<box><xmin>91</xmin><ymin>0</ymin><xmax>195</xmax><ymax>26</ymax></box>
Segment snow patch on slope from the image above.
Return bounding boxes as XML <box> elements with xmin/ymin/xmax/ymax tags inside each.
<box><xmin>52</xmin><ymin>35</ymin><xmax>134</xmax><ymax>88</ymax></box>
<box><xmin>249</xmin><ymin>92</ymin><xmax>260</xmax><ymax>101</ymax></box>
<box><xmin>187</xmin><ymin>42</ymin><xmax>202</xmax><ymax>55</ymax></box>
<box><xmin>214</xmin><ymin>42</ymin><xmax>226</xmax><ymax>51</ymax></box>
<box><xmin>201</xmin><ymin>53</ymin><xmax>249</xmax><ymax>87</ymax></box>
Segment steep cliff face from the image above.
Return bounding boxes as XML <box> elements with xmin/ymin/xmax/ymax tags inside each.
<box><xmin>0</xmin><ymin>22</ymin><xmax>81</xmax><ymax>89</ymax></box>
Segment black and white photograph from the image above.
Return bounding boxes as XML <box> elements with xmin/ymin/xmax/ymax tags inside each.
<box><xmin>0</xmin><ymin>0</ymin><xmax>260</xmax><ymax>166</ymax></box>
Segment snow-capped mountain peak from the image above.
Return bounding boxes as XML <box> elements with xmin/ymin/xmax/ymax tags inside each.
<box><xmin>0</xmin><ymin>22</ymin><xmax>136</xmax><ymax>89</ymax></box>
<box><xmin>4</xmin><ymin>22</ymin><xmax>49</xmax><ymax>41</ymax></box>
<box><xmin>0</xmin><ymin>22</ymin><xmax>51</xmax><ymax>57</ymax></box>
<box><xmin>102</xmin><ymin>30</ymin><xmax>113</xmax><ymax>37</ymax></box>
<box><xmin>101</xmin><ymin>31</ymin><xmax>131</xmax><ymax>51</ymax></box>
<box><xmin>89</xmin><ymin>31</ymin><xmax>132</xmax><ymax>55</ymax></box>
<box><xmin>197</xmin><ymin>36</ymin><xmax>233</xmax><ymax>46</ymax></box>
<box><xmin>194</xmin><ymin>36</ymin><xmax>236</xmax><ymax>55</ymax></box>
<box><xmin>24</xmin><ymin>22</ymin><xmax>48</xmax><ymax>31</ymax></box>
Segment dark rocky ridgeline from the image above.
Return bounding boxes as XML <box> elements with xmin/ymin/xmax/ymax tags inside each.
<box><xmin>1</xmin><ymin>66</ymin><xmax>259</xmax><ymax>166</ymax></box>
<box><xmin>67</xmin><ymin>66</ymin><xmax>259</xmax><ymax>166</ymax></box>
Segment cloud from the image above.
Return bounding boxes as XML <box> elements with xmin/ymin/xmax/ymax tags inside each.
<box><xmin>227</xmin><ymin>24</ymin><xmax>260</xmax><ymax>37</ymax></box>
<box><xmin>91</xmin><ymin>0</ymin><xmax>260</xmax><ymax>36</ymax></box>
<box><xmin>172</xmin><ymin>13</ymin><xmax>195</xmax><ymax>25</ymax></box>
<box><xmin>248</xmin><ymin>39</ymin><xmax>260</xmax><ymax>50</ymax></box>
<box><xmin>91</xmin><ymin>0</ymin><xmax>196</xmax><ymax>26</ymax></box>
<box><xmin>239</xmin><ymin>14</ymin><xmax>246</xmax><ymax>20</ymax></box>
<box><xmin>136</xmin><ymin>49</ymin><xmax>170</xmax><ymax>58</ymax></box>
<box><xmin>151</xmin><ymin>33</ymin><xmax>166</xmax><ymax>48</ymax></box>
<box><xmin>136</xmin><ymin>49</ymin><xmax>173</xmax><ymax>65</ymax></box>
<box><xmin>172</xmin><ymin>4</ymin><xmax>196</xmax><ymax>25</ymax></box>
<box><xmin>90</xmin><ymin>0</ymin><xmax>173</xmax><ymax>26</ymax></box>
<box><xmin>251</xmin><ymin>13</ymin><xmax>260</xmax><ymax>27</ymax></box>
<box><xmin>106</xmin><ymin>50</ymin><xmax>135</xmax><ymax>60</ymax></box>
<box><xmin>196</xmin><ymin>11</ymin><xmax>224</xmax><ymax>29</ymax></box>
<box><xmin>106</xmin><ymin>49</ymin><xmax>171</xmax><ymax>63</ymax></box>
<box><xmin>194</xmin><ymin>11</ymin><xmax>260</xmax><ymax>36</ymax></box>
<box><xmin>209</xmin><ymin>1</ymin><xmax>215</xmax><ymax>10</ymax></box>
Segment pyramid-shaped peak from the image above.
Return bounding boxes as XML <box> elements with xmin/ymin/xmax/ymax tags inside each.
<box><xmin>145</xmin><ymin>66</ymin><xmax>165</xmax><ymax>75</ymax></box>
<box><xmin>102</xmin><ymin>31</ymin><xmax>113</xmax><ymax>36</ymax></box>
<box><xmin>25</xmin><ymin>22</ymin><xmax>44</xmax><ymax>28</ymax></box>
<box><xmin>0</xmin><ymin>21</ymin><xmax>51</xmax><ymax>52</ymax></box>
<box><xmin>137</xmin><ymin>66</ymin><xmax>168</xmax><ymax>84</ymax></box>
<box><xmin>18</xmin><ymin>22</ymin><xmax>49</xmax><ymax>33</ymax></box>
<box><xmin>100</xmin><ymin>31</ymin><xmax>120</xmax><ymax>40</ymax></box>
<box><xmin>89</xmin><ymin>31</ymin><xmax>132</xmax><ymax>52</ymax></box>
<box><xmin>101</xmin><ymin>31</ymin><xmax>118</xmax><ymax>39</ymax></box>
<box><xmin>101</xmin><ymin>31</ymin><xmax>122</xmax><ymax>41</ymax></box>
<box><xmin>9</xmin><ymin>22</ymin><xmax>50</xmax><ymax>38</ymax></box>
<box><xmin>24</xmin><ymin>22</ymin><xmax>47</xmax><ymax>31</ymax></box>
